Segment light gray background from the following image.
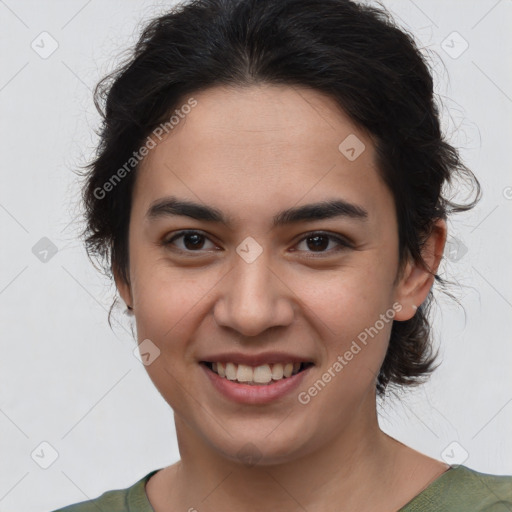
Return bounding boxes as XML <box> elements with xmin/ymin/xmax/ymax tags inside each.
<box><xmin>0</xmin><ymin>1</ymin><xmax>511</xmax><ymax>511</ymax></box>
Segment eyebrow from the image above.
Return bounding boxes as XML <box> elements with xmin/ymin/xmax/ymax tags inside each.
<box><xmin>146</xmin><ymin>195</ymin><xmax>368</xmax><ymax>227</ymax></box>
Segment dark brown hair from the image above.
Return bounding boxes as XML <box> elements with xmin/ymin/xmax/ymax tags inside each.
<box><xmin>80</xmin><ymin>0</ymin><xmax>481</xmax><ymax>396</ymax></box>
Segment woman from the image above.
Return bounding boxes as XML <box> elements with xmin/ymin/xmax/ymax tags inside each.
<box><xmin>53</xmin><ymin>0</ymin><xmax>512</xmax><ymax>510</ymax></box>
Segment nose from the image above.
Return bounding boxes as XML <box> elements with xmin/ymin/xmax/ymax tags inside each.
<box><xmin>213</xmin><ymin>247</ymin><xmax>295</xmax><ymax>337</ymax></box>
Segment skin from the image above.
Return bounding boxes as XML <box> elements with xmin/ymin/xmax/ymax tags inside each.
<box><xmin>115</xmin><ymin>84</ymin><xmax>449</xmax><ymax>512</ymax></box>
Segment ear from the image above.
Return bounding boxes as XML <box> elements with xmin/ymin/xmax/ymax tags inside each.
<box><xmin>393</xmin><ymin>218</ymin><xmax>447</xmax><ymax>321</ymax></box>
<box><xmin>113</xmin><ymin>263</ymin><xmax>133</xmax><ymax>311</ymax></box>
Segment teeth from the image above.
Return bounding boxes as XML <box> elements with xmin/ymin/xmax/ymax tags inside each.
<box><xmin>283</xmin><ymin>362</ymin><xmax>293</xmax><ymax>378</ymax></box>
<box><xmin>253</xmin><ymin>365</ymin><xmax>272</xmax><ymax>383</ymax></box>
<box><xmin>208</xmin><ymin>361</ymin><xmax>308</xmax><ymax>384</ymax></box>
<box><xmin>271</xmin><ymin>363</ymin><xmax>284</xmax><ymax>380</ymax></box>
<box><xmin>225</xmin><ymin>362</ymin><xmax>237</xmax><ymax>380</ymax></box>
<box><xmin>236</xmin><ymin>364</ymin><xmax>254</xmax><ymax>382</ymax></box>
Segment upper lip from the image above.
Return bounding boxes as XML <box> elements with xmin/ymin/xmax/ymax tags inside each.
<box><xmin>199</xmin><ymin>351</ymin><xmax>315</xmax><ymax>367</ymax></box>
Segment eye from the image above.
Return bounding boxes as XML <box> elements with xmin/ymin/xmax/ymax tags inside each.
<box><xmin>293</xmin><ymin>232</ymin><xmax>352</xmax><ymax>255</ymax></box>
<box><xmin>162</xmin><ymin>230</ymin><xmax>352</xmax><ymax>256</ymax></box>
<box><xmin>163</xmin><ymin>230</ymin><xmax>219</xmax><ymax>252</ymax></box>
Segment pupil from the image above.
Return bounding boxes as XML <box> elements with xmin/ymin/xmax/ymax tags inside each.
<box><xmin>184</xmin><ymin>233</ymin><xmax>204</xmax><ymax>250</ymax></box>
<box><xmin>307</xmin><ymin>235</ymin><xmax>328</xmax><ymax>251</ymax></box>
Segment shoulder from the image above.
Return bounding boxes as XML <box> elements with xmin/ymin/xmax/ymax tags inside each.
<box><xmin>50</xmin><ymin>469</ymin><xmax>160</xmax><ymax>512</ymax></box>
<box><xmin>401</xmin><ymin>465</ymin><xmax>512</xmax><ymax>511</ymax></box>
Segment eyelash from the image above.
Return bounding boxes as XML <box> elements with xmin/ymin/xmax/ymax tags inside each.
<box><xmin>162</xmin><ymin>230</ymin><xmax>352</xmax><ymax>256</ymax></box>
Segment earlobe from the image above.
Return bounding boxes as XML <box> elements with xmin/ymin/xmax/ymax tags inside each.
<box><xmin>393</xmin><ymin>219</ymin><xmax>447</xmax><ymax>321</ymax></box>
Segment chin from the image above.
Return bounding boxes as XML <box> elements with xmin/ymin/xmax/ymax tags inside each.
<box><xmin>203</xmin><ymin>424</ymin><xmax>316</xmax><ymax>467</ymax></box>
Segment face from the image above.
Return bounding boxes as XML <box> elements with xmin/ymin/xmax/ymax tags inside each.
<box><xmin>116</xmin><ymin>84</ymin><xmax>445</xmax><ymax>465</ymax></box>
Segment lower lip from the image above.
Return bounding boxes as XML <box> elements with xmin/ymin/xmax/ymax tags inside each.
<box><xmin>201</xmin><ymin>363</ymin><xmax>313</xmax><ymax>405</ymax></box>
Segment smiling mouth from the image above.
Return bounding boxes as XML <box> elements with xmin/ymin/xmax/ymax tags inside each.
<box><xmin>201</xmin><ymin>361</ymin><xmax>314</xmax><ymax>386</ymax></box>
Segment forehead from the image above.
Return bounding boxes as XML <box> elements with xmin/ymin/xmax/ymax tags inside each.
<box><xmin>133</xmin><ymin>84</ymin><xmax>393</xmax><ymax>227</ymax></box>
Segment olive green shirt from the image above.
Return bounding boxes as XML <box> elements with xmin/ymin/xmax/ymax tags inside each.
<box><xmin>51</xmin><ymin>464</ymin><xmax>512</xmax><ymax>511</ymax></box>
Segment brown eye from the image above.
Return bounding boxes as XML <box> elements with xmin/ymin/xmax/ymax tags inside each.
<box><xmin>164</xmin><ymin>230</ymin><xmax>217</xmax><ymax>252</ymax></box>
<box><xmin>304</xmin><ymin>234</ymin><xmax>329</xmax><ymax>252</ymax></box>
<box><xmin>294</xmin><ymin>232</ymin><xmax>352</xmax><ymax>255</ymax></box>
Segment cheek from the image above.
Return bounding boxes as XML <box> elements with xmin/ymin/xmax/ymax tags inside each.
<box><xmin>300</xmin><ymin>257</ymin><xmax>393</xmax><ymax>328</ymax></box>
<box><xmin>128</xmin><ymin>263</ymin><xmax>216</xmax><ymax>412</ymax></box>
<box><xmin>295</xmin><ymin>259</ymin><xmax>394</xmax><ymax>378</ymax></box>
<box><xmin>129</xmin><ymin>253</ymin><xmax>229</xmax><ymax>356</ymax></box>
<box><xmin>132</xmin><ymin>269</ymin><xmax>206</xmax><ymax>339</ymax></box>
